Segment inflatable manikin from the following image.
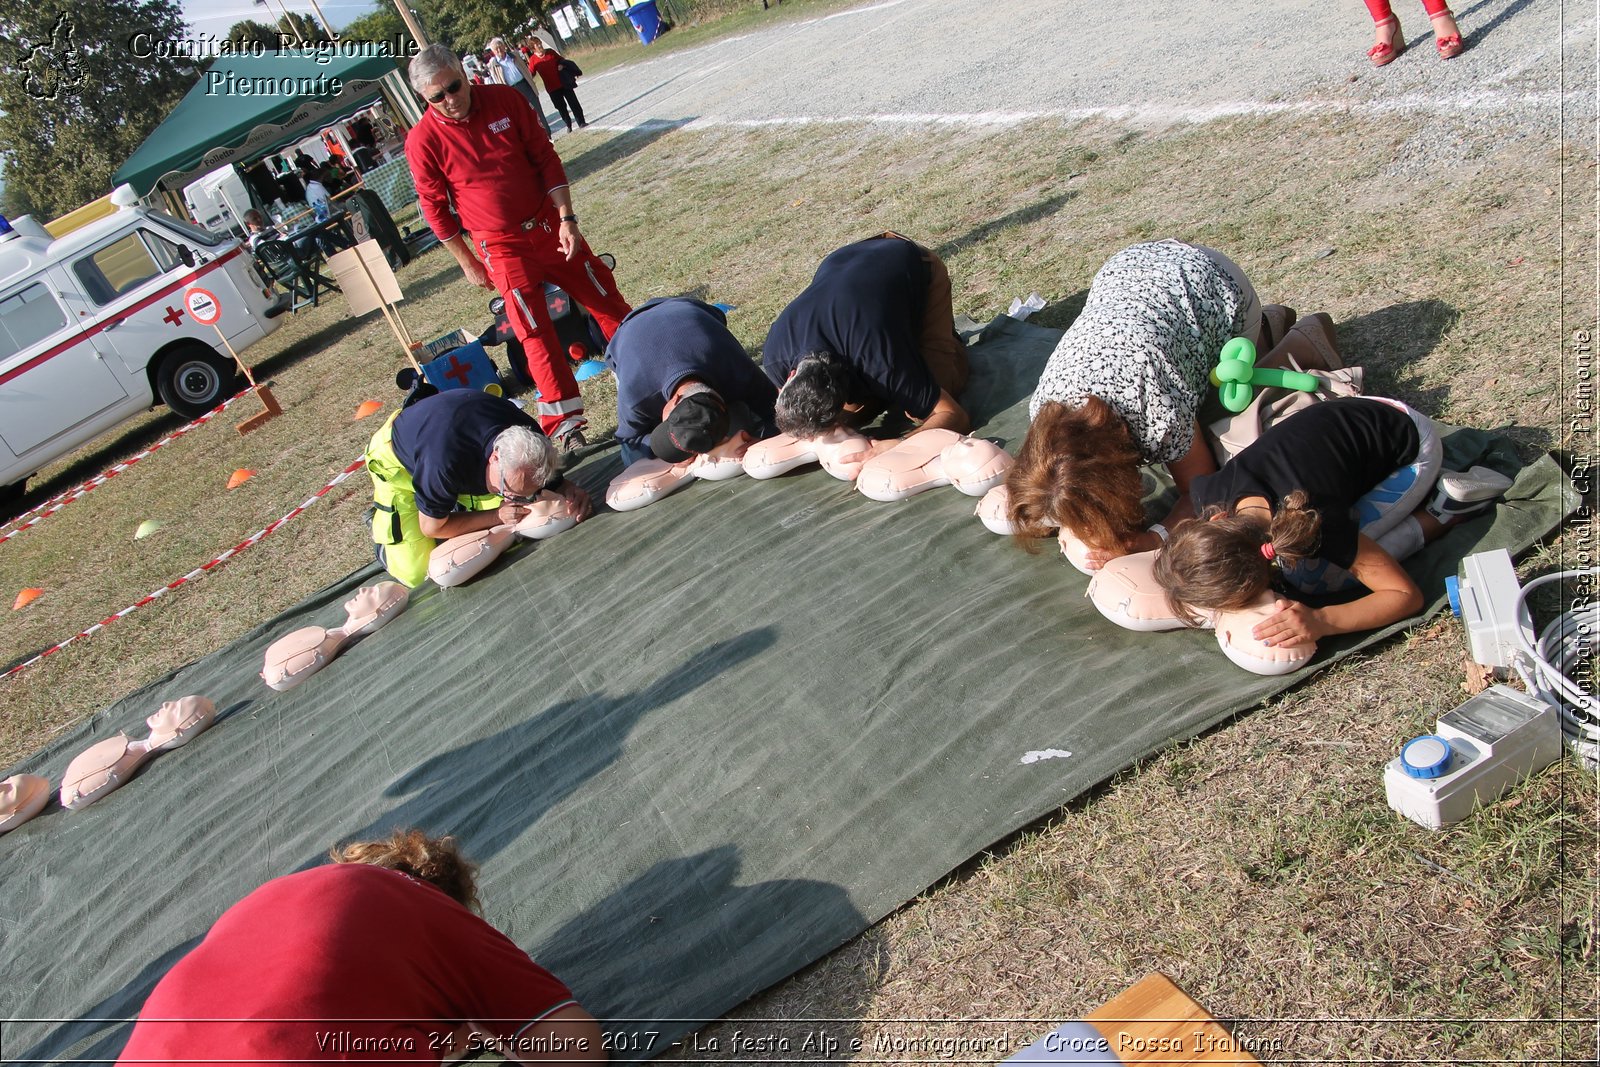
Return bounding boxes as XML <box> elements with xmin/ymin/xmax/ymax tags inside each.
<box><xmin>427</xmin><ymin>525</ymin><xmax>517</xmax><ymax>589</ymax></box>
<box><xmin>262</xmin><ymin>582</ymin><xmax>411</xmax><ymax>692</ymax></box>
<box><xmin>0</xmin><ymin>774</ymin><xmax>51</xmax><ymax>834</ymax></box>
<box><xmin>741</xmin><ymin>427</ymin><xmax>877</xmax><ymax>482</ymax></box>
<box><xmin>605</xmin><ymin>432</ymin><xmax>755</xmax><ymax>513</ymax></box>
<box><xmin>1085</xmin><ymin>549</ymin><xmax>1316</xmax><ymax>676</ymax></box>
<box><xmin>854</xmin><ymin>429</ymin><xmax>1012</xmax><ymax>502</ymax></box>
<box><xmin>974</xmin><ymin>491</ymin><xmax>1315</xmax><ymax>675</ymax></box>
<box><xmin>426</xmin><ymin>490</ymin><xmax>582</xmax><ymax>588</ymax></box>
<box><xmin>59</xmin><ymin>695</ymin><xmax>217</xmax><ymax>811</ymax></box>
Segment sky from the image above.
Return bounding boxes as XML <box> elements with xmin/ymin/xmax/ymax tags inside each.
<box><xmin>181</xmin><ymin>0</ymin><xmax>380</xmax><ymax>36</ymax></box>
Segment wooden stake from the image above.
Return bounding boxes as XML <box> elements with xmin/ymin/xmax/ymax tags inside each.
<box><xmin>211</xmin><ymin>323</ymin><xmax>282</xmax><ymax>435</ymax></box>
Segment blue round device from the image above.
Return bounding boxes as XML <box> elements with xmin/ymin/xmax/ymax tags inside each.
<box><xmin>1400</xmin><ymin>735</ymin><xmax>1454</xmax><ymax>779</ymax></box>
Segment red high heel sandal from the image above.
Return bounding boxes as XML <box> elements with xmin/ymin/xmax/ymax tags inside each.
<box><xmin>1367</xmin><ymin>15</ymin><xmax>1405</xmax><ymax>67</ymax></box>
<box><xmin>1431</xmin><ymin>9</ymin><xmax>1464</xmax><ymax>59</ymax></box>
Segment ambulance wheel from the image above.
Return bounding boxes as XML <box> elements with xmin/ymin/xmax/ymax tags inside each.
<box><xmin>157</xmin><ymin>345</ymin><xmax>242</xmax><ymax>419</ymax></box>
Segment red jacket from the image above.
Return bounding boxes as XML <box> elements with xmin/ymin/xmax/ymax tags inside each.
<box><xmin>405</xmin><ymin>83</ymin><xmax>569</xmax><ymax>241</ymax></box>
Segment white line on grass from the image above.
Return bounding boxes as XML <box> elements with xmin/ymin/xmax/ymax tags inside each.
<box><xmin>583</xmin><ymin>88</ymin><xmax>1583</xmax><ymax>134</ymax></box>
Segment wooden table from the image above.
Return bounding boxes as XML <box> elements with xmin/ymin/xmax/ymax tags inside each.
<box><xmin>1083</xmin><ymin>973</ymin><xmax>1266</xmax><ymax>1066</ymax></box>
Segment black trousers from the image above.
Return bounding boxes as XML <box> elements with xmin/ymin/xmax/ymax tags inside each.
<box><xmin>550</xmin><ymin>87</ymin><xmax>586</xmax><ymax>129</ymax></box>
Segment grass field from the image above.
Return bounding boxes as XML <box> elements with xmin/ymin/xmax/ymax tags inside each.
<box><xmin>1</xmin><ymin>4</ymin><xmax>1595</xmax><ymax>1061</ymax></box>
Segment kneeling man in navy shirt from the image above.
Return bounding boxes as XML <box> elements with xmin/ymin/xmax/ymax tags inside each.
<box><xmin>608</xmin><ymin>296</ymin><xmax>778</xmax><ymax>467</ymax></box>
<box><xmin>762</xmin><ymin>233</ymin><xmax>971</xmax><ymax>446</ymax></box>
<box><xmin>365</xmin><ymin>390</ymin><xmax>592</xmax><ymax>586</ymax></box>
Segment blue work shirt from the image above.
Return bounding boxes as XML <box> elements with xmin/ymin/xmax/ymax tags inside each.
<box><xmin>391</xmin><ymin>390</ymin><xmax>540</xmax><ymax>518</ymax></box>
<box><xmin>760</xmin><ymin>237</ymin><xmax>938</xmax><ymax>419</ymax></box>
<box><xmin>608</xmin><ymin>297</ymin><xmax>778</xmax><ymax>459</ymax></box>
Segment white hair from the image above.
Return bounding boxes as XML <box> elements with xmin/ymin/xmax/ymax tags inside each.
<box><xmin>488</xmin><ymin>36</ymin><xmax>506</xmax><ymax>49</ymax></box>
<box><xmin>408</xmin><ymin>43</ymin><xmax>465</xmax><ymax>95</ymax></box>
<box><xmin>493</xmin><ymin>425</ymin><xmax>557</xmax><ymax>488</ymax></box>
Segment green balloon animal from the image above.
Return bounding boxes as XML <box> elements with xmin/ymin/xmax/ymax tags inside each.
<box><xmin>1210</xmin><ymin>337</ymin><xmax>1321</xmax><ymax>413</ymax></box>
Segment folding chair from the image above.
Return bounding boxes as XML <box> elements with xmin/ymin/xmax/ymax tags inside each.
<box><xmin>255</xmin><ymin>239</ymin><xmax>339</xmax><ymax>311</ymax></box>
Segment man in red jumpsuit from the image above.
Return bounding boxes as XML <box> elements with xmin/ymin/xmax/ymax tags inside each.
<box><xmin>406</xmin><ymin>44</ymin><xmax>630</xmax><ymax>449</ymax></box>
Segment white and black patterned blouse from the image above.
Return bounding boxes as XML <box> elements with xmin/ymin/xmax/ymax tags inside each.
<box><xmin>1028</xmin><ymin>240</ymin><xmax>1247</xmax><ymax>464</ymax></box>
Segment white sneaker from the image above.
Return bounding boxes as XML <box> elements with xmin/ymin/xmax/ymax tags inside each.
<box><xmin>1425</xmin><ymin>465</ymin><xmax>1513</xmax><ymax>522</ymax></box>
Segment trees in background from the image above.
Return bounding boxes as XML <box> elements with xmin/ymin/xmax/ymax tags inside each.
<box><xmin>0</xmin><ymin>1</ymin><xmax>193</xmax><ymax>218</ymax></box>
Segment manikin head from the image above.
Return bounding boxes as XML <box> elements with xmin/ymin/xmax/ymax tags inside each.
<box><xmin>409</xmin><ymin>43</ymin><xmax>473</xmax><ymax>122</ymax></box>
<box><xmin>146</xmin><ymin>695</ymin><xmax>215</xmax><ymax>735</ymax></box>
<box><xmin>485</xmin><ymin>425</ymin><xmax>559</xmax><ymax>502</ymax></box>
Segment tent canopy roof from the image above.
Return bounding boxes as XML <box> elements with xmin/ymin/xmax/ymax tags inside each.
<box><xmin>114</xmin><ymin>50</ymin><xmax>403</xmax><ymax>195</ymax></box>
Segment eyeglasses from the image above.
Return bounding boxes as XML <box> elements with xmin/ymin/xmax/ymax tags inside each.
<box><xmin>493</xmin><ymin>466</ymin><xmax>536</xmax><ymax>506</ymax></box>
<box><xmin>426</xmin><ymin>79</ymin><xmax>464</xmax><ymax>104</ymax></box>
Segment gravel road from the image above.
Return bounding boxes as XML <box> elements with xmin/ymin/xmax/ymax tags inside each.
<box><xmin>571</xmin><ymin>0</ymin><xmax>1596</xmax><ymax>153</ymax></box>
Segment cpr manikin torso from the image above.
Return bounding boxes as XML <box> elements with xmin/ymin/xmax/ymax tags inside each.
<box><xmin>606</xmin><ymin>432</ymin><xmax>757</xmax><ymax>512</ymax></box>
<box><xmin>262</xmin><ymin>582</ymin><xmax>410</xmax><ymax>690</ymax></box>
<box><xmin>741</xmin><ymin>427</ymin><xmax>876</xmax><ymax>482</ymax></box>
<box><xmin>59</xmin><ymin>695</ymin><xmax>218</xmax><ymax>810</ymax></box>
<box><xmin>0</xmin><ymin>773</ymin><xmax>51</xmax><ymax>833</ymax></box>
<box><xmin>854</xmin><ymin>429</ymin><xmax>1012</xmax><ymax>502</ymax></box>
<box><xmin>426</xmin><ymin>489</ymin><xmax>582</xmax><ymax>587</ymax></box>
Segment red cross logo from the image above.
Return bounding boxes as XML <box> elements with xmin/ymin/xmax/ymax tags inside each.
<box><xmin>546</xmin><ymin>292</ymin><xmax>569</xmax><ymax>317</ymax></box>
<box><xmin>163</xmin><ymin>306</ymin><xmax>185</xmax><ymax>326</ymax></box>
<box><xmin>444</xmin><ymin>354</ymin><xmax>473</xmax><ymax>388</ymax></box>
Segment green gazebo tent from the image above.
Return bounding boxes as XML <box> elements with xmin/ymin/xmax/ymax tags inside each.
<box><xmin>113</xmin><ymin>49</ymin><xmax>420</xmax><ymax>197</ymax></box>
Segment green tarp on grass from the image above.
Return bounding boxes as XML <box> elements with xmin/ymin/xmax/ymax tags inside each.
<box><xmin>0</xmin><ymin>315</ymin><xmax>1576</xmax><ymax>1063</ymax></box>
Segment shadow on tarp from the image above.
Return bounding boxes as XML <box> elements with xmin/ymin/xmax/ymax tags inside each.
<box><xmin>337</xmin><ymin>629</ymin><xmax>779</xmax><ymax>864</ymax></box>
<box><xmin>535</xmin><ymin>844</ymin><xmax>868</xmax><ymax>1061</ymax></box>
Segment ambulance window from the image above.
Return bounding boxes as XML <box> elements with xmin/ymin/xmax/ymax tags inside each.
<box><xmin>140</xmin><ymin>229</ymin><xmax>189</xmax><ymax>273</ymax></box>
<box><xmin>0</xmin><ymin>283</ymin><xmax>69</xmax><ymax>361</ymax></box>
<box><xmin>73</xmin><ymin>233</ymin><xmax>162</xmax><ymax>305</ymax></box>
<box><xmin>147</xmin><ymin>210</ymin><xmax>225</xmax><ymax>247</ymax></box>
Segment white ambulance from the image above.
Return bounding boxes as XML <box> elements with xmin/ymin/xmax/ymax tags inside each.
<box><xmin>0</xmin><ymin>186</ymin><xmax>288</xmax><ymax>499</ymax></box>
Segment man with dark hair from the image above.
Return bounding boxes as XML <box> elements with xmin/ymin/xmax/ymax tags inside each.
<box><xmin>608</xmin><ymin>297</ymin><xmax>778</xmax><ymax>467</ymax></box>
<box><xmin>761</xmin><ymin>233</ymin><xmax>971</xmax><ymax>442</ymax></box>
<box><xmin>405</xmin><ymin>43</ymin><xmax>631</xmax><ymax>450</ymax></box>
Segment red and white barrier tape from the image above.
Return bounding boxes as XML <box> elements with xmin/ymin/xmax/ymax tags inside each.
<box><xmin>2</xmin><ymin>458</ymin><xmax>368</xmax><ymax>682</ymax></box>
<box><xmin>0</xmin><ymin>389</ymin><xmax>252</xmax><ymax>546</ymax></box>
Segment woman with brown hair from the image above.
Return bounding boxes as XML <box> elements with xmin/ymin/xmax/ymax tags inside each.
<box><xmin>1005</xmin><ymin>240</ymin><xmax>1270</xmax><ymax>567</ymax></box>
<box><xmin>116</xmin><ymin>829</ymin><xmax>606</xmax><ymax>1064</ymax></box>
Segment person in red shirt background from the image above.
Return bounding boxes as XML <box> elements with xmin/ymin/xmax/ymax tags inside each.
<box><xmin>405</xmin><ymin>44</ymin><xmax>629</xmax><ymax>448</ymax></box>
<box><xmin>527</xmin><ymin>34</ymin><xmax>588</xmax><ymax>132</ymax></box>
<box><xmin>115</xmin><ymin>830</ymin><xmax>606</xmax><ymax>1064</ymax></box>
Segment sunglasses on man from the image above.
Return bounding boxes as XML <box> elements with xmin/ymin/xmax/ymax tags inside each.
<box><xmin>426</xmin><ymin>79</ymin><xmax>464</xmax><ymax>104</ymax></box>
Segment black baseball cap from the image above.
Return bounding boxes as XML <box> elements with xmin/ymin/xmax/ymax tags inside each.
<box><xmin>649</xmin><ymin>392</ymin><xmax>754</xmax><ymax>462</ymax></box>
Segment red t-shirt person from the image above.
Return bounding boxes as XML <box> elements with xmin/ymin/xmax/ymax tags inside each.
<box><xmin>116</xmin><ymin>864</ymin><xmax>593</xmax><ymax>1064</ymax></box>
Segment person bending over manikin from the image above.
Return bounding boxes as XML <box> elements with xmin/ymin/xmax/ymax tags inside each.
<box><xmin>365</xmin><ymin>389</ymin><xmax>590</xmax><ymax>587</ymax></box>
<box><xmin>609</xmin><ymin>296</ymin><xmax>776</xmax><ymax>468</ymax></box>
<box><xmin>762</xmin><ymin>233</ymin><xmax>971</xmax><ymax>450</ymax></box>
<box><xmin>1005</xmin><ymin>239</ymin><xmax>1320</xmax><ymax>569</ymax></box>
<box><xmin>116</xmin><ymin>829</ymin><xmax>606</xmax><ymax>1064</ymax></box>
<box><xmin>1152</xmin><ymin>396</ymin><xmax>1511</xmax><ymax>648</ymax></box>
